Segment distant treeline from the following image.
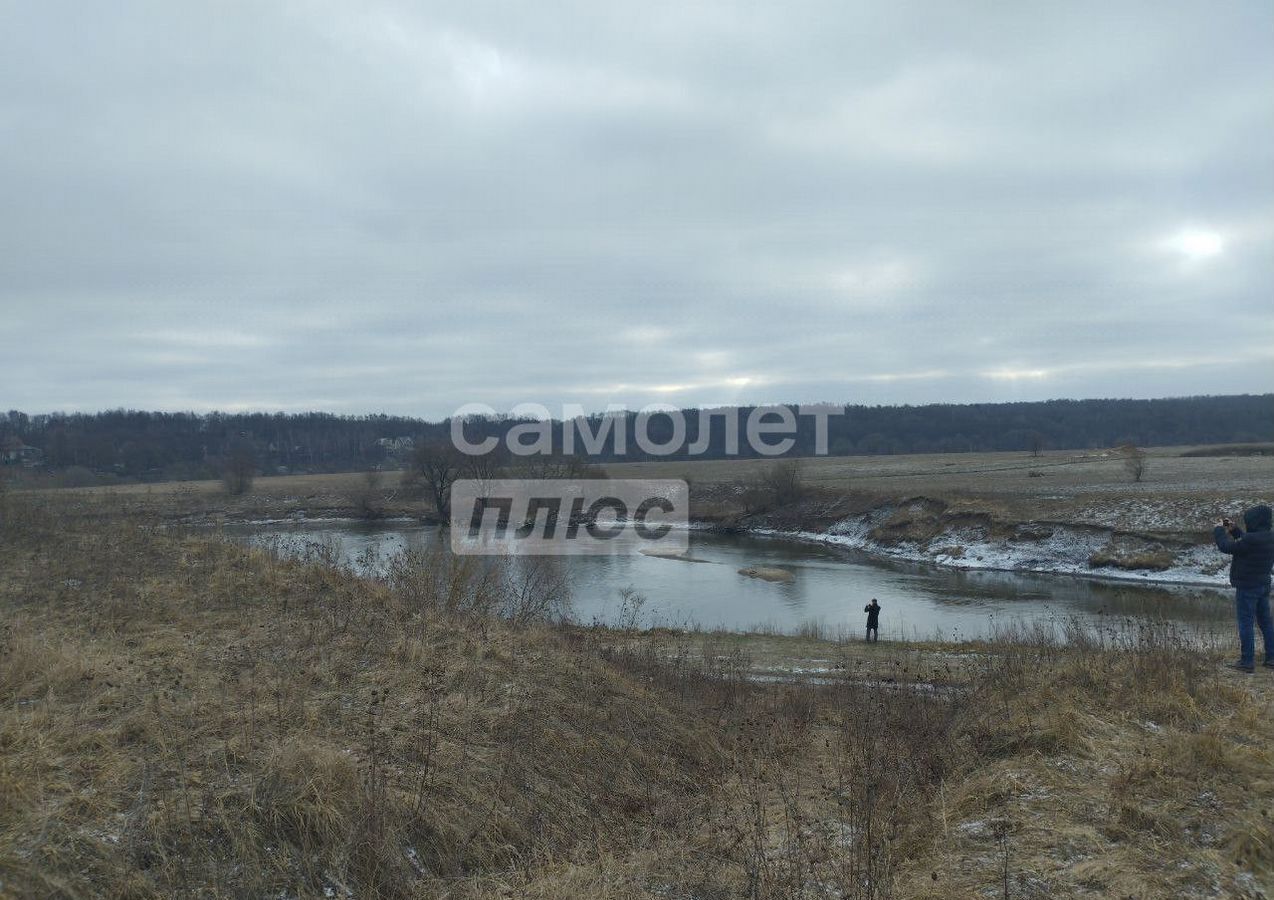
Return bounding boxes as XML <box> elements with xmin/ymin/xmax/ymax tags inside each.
<box><xmin>2</xmin><ymin>394</ymin><xmax>1271</xmax><ymax>482</ymax></box>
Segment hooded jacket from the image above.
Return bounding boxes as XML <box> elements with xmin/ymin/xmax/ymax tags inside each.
<box><xmin>1214</xmin><ymin>504</ymin><xmax>1274</xmax><ymax>590</ymax></box>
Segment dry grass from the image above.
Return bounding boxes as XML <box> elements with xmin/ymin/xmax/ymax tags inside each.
<box><xmin>0</xmin><ymin>498</ymin><xmax>719</xmax><ymax>897</ymax></box>
<box><xmin>1088</xmin><ymin>547</ymin><xmax>1178</xmax><ymax>571</ymax></box>
<box><xmin>2</xmin><ymin>491</ymin><xmax>1272</xmax><ymax>898</ymax></box>
<box><xmin>897</xmin><ymin>623</ymin><xmax>1274</xmax><ymax>899</ymax></box>
<box><xmin>9</xmin><ymin>470</ymin><xmax>427</xmax><ymax>525</ymax></box>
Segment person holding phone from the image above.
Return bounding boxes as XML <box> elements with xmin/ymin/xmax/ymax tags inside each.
<box><xmin>1214</xmin><ymin>505</ymin><xmax>1274</xmax><ymax>673</ymax></box>
<box><xmin>864</xmin><ymin>597</ymin><xmax>881</xmax><ymax>643</ymax></box>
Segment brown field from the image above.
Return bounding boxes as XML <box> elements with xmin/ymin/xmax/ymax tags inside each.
<box><xmin>17</xmin><ymin>444</ymin><xmax>1274</xmax><ymax>534</ymax></box>
<box><xmin>609</xmin><ymin>445</ymin><xmax>1274</xmax><ymax>531</ymax></box>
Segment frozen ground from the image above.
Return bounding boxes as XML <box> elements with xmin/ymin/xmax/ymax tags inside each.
<box><xmin>751</xmin><ymin>495</ymin><xmax>1256</xmax><ymax>587</ymax></box>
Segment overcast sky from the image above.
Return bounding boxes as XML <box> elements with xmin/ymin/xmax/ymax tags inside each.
<box><xmin>2</xmin><ymin>1</ymin><xmax>1271</xmax><ymax>418</ymax></box>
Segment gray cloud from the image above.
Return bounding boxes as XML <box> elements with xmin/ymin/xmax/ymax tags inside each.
<box><xmin>2</xmin><ymin>0</ymin><xmax>1271</xmax><ymax>417</ymax></box>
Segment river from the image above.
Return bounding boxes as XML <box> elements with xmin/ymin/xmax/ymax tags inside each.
<box><xmin>214</xmin><ymin>519</ymin><xmax>1234</xmax><ymax>642</ymax></box>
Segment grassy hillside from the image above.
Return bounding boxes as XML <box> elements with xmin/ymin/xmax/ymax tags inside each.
<box><xmin>1</xmin><ymin>492</ymin><xmax>1272</xmax><ymax>897</ymax></box>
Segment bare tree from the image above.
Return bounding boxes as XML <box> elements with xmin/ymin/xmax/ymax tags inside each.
<box><xmin>404</xmin><ymin>440</ymin><xmax>465</xmax><ymax>521</ymax></box>
<box><xmin>1028</xmin><ymin>432</ymin><xmax>1044</xmax><ymax>458</ymax></box>
<box><xmin>1117</xmin><ymin>443</ymin><xmax>1146</xmax><ymax>483</ymax></box>
<box><xmin>223</xmin><ymin>441</ymin><xmax>256</xmax><ymax>495</ymax></box>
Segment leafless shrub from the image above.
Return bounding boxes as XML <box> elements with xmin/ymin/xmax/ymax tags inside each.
<box><xmin>514</xmin><ymin>452</ymin><xmax>605</xmax><ymax>479</ymax></box>
<box><xmin>741</xmin><ymin>459</ymin><xmax>806</xmax><ymax>514</ymax></box>
<box><xmin>349</xmin><ymin>469</ymin><xmax>387</xmax><ymax>519</ymax></box>
<box><xmin>615</xmin><ymin>586</ymin><xmax>648</xmax><ymax>631</ymax></box>
<box><xmin>386</xmin><ymin>541</ymin><xmax>504</xmax><ymax>619</ymax></box>
<box><xmin>222</xmin><ymin>440</ymin><xmax>257</xmax><ymax>495</ymax></box>
<box><xmin>1116</xmin><ymin>443</ymin><xmax>1146</xmax><ymax>483</ymax></box>
<box><xmin>499</xmin><ymin>554</ymin><xmax>572</xmax><ymax>625</ymax></box>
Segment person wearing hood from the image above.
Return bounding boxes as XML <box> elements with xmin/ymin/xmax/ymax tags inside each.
<box><xmin>1213</xmin><ymin>504</ymin><xmax>1274</xmax><ymax>673</ymax></box>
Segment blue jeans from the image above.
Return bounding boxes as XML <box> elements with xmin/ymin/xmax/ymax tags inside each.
<box><xmin>1235</xmin><ymin>585</ymin><xmax>1274</xmax><ymax>666</ymax></box>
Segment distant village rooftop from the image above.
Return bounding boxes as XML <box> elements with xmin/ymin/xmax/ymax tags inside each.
<box><xmin>1</xmin><ymin>436</ymin><xmax>43</xmax><ymax>466</ymax></box>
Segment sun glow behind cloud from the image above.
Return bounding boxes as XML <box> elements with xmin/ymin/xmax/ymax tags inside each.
<box><xmin>981</xmin><ymin>367</ymin><xmax>1051</xmax><ymax>382</ymax></box>
<box><xmin>1161</xmin><ymin>228</ymin><xmax>1226</xmax><ymax>262</ymax></box>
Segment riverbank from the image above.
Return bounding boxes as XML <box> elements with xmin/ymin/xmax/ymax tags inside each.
<box><xmin>621</xmin><ymin>444</ymin><xmax>1272</xmax><ymax>586</ymax></box>
<box><xmin>2</xmin><ymin>492</ymin><xmax>1271</xmax><ymax>897</ymax></box>
<box><xmin>738</xmin><ymin>503</ymin><xmax>1233</xmax><ymax>588</ymax></box>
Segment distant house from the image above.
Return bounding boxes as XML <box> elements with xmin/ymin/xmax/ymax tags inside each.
<box><xmin>376</xmin><ymin>436</ymin><xmax>415</xmax><ymax>455</ymax></box>
<box><xmin>1</xmin><ymin>437</ymin><xmax>43</xmax><ymax>467</ymax></box>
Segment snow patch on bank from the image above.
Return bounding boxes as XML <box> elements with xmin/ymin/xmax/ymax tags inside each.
<box><xmin>750</xmin><ymin>504</ymin><xmax>1232</xmax><ymax>588</ymax></box>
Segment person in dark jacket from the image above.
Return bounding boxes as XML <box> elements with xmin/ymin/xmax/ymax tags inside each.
<box><xmin>1213</xmin><ymin>504</ymin><xmax>1274</xmax><ymax>673</ymax></box>
<box><xmin>864</xmin><ymin>598</ymin><xmax>881</xmax><ymax>643</ymax></box>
